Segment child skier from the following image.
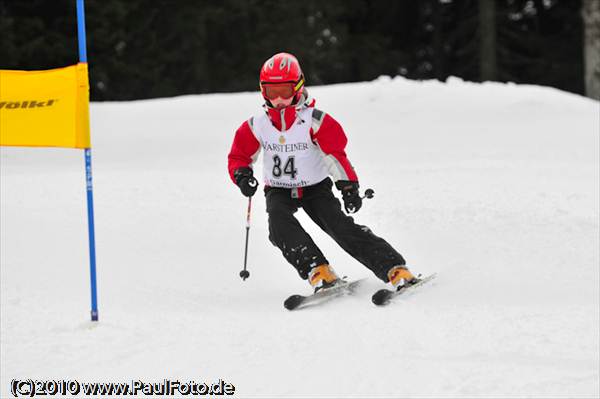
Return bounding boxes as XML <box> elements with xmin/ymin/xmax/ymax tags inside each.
<box><xmin>227</xmin><ymin>52</ymin><xmax>418</xmax><ymax>293</ymax></box>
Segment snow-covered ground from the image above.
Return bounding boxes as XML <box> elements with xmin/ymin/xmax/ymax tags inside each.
<box><xmin>1</xmin><ymin>77</ymin><xmax>599</xmax><ymax>398</ymax></box>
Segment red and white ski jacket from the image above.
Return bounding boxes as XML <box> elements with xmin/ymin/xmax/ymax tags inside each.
<box><xmin>227</xmin><ymin>95</ymin><xmax>358</xmax><ymax>188</ymax></box>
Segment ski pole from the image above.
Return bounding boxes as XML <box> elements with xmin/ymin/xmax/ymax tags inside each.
<box><xmin>239</xmin><ymin>196</ymin><xmax>252</xmax><ymax>280</ymax></box>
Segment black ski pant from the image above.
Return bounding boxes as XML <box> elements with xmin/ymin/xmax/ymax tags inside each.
<box><xmin>265</xmin><ymin>178</ymin><xmax>405</xmax><ymax>282</ymax></box>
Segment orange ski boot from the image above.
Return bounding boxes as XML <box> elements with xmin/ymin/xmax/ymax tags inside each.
<box><xmin>308</xmin><ymin>264</ymin><xmax>340</xmax><ymax>293</ymax></box>
<box><xmin>387</xmin><ymin>265</ymin><xmax>419</xmax><ymax>290</ymax></box>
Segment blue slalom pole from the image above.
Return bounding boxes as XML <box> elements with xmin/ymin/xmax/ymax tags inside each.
<box><xmin>77</xmin><ymin>0</ymin><xmax>98</xmax><ymax>321</ymax></box>
<box><xmin>85</xmin><ymin>149</ymin><xmax>98</xmax><ymax>321</ymax></box>
<box><xmin>76</xmin><ymin>0</ymin><xmax>87</xmax><ymax>63</ymax></box>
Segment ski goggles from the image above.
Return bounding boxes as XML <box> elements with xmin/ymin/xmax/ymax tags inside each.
<box><xmin>261</xmin><ymin>80</ymin><xmax>304</xmax><ymax>100</ymax></box>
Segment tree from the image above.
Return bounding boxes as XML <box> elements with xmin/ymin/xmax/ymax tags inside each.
<box><xmin>480</xmin><ymin>0</ymin><xmax>497</xmax><ymax>81</ymax></box>
<box><xmin>582</xmin><ymin>0</ymin><xmax>600</xmax><ymax>100</ymax></box>
<box><xmin>0</xmin><ymin>0</ymin><xmax>588</xmax><ymax>100</ymax></box>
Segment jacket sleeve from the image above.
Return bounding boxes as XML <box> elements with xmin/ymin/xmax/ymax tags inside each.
<box><xmin>311</xmin><ymin>111</ymin><xmax>358</xmax><ymax>182</ymax></box>
<box><xmin>227</xmin><ymin>119</ymin><xmax>261</xmax><ymax>183</ymax></box>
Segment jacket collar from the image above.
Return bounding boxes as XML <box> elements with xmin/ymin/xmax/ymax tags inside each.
<box><xmin>263</xmin><ymin>91</ymin><xmax>315</xmax><ymax>132</ymax></box>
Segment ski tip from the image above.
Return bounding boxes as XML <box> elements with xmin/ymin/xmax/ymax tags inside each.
<box><xmin>284</xmin><ymin>294</ymin><xmax>305</xmax><ymax>311</ymax></box>
<box><xmin>371</xmin><ymin>289</ymin><xmax>393</xmax><ymax>306</ymax></box>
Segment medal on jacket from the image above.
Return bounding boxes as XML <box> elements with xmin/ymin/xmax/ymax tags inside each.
<box><xmin>279</xmin><ymin>136</ymin><xmax>286</xmax><ymax>144</ymax></box>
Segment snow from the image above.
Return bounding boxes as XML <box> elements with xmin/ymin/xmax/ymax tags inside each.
<box><xmin>1</xmin><ymin>76</ymin><xmax>599</xmax><ymax>398</ymax></box>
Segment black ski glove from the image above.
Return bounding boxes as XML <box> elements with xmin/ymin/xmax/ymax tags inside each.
<box><xmin>234</xmin><ymin>167</ymin><xmax>258</xmax><ymax>197</ymax></box>
<box><xmin>335</xmin><ymin>180</ymin><xmax>362</xmax><ymax>214</ymax></box>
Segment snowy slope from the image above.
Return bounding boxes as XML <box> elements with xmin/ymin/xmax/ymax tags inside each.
<box><xmin>1</xmin><ymin>77</ymin><xmax>599</xmax><ymax>398</ymax></box>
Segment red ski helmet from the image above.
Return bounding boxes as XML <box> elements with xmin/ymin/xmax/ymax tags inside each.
<box><xmin>259</xmin><ymin>53</ymin><xmax>305</xmax><ymax>106</ymax></box>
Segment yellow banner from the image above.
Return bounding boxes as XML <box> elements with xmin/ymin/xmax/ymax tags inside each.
<box><xmin>0</xmin><ymin>63</ymin><xmax>91</xmax><ymax>149</ymax></box>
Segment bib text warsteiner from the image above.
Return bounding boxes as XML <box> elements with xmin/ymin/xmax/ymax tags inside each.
<box><xmin>262</xmin><ymin>142</ymin><xmax>309</xmax><ymax>153</ymax></box>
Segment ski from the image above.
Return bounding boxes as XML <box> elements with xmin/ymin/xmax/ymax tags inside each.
<box><xmin>371</xmin><ymin>273</ymin><xmax>437</xmax><ymax>306</ymax></box>
<box><xmin>284</xmin><ymin>278</ymin><xmax>365</xmax><ymax>311</ymax></box>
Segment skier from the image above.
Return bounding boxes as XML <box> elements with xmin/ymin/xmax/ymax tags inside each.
<box><xmin>227</xmin><ymin>52</ymin><xmax>418</xmax><ymax>293</ymax></box>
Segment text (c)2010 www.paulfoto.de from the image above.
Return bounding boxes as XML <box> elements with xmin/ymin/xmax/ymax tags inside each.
<box><xmin>10</xmin><ymin>378</ymin><xmax>236</xmax><ymax>397</ymax></box>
